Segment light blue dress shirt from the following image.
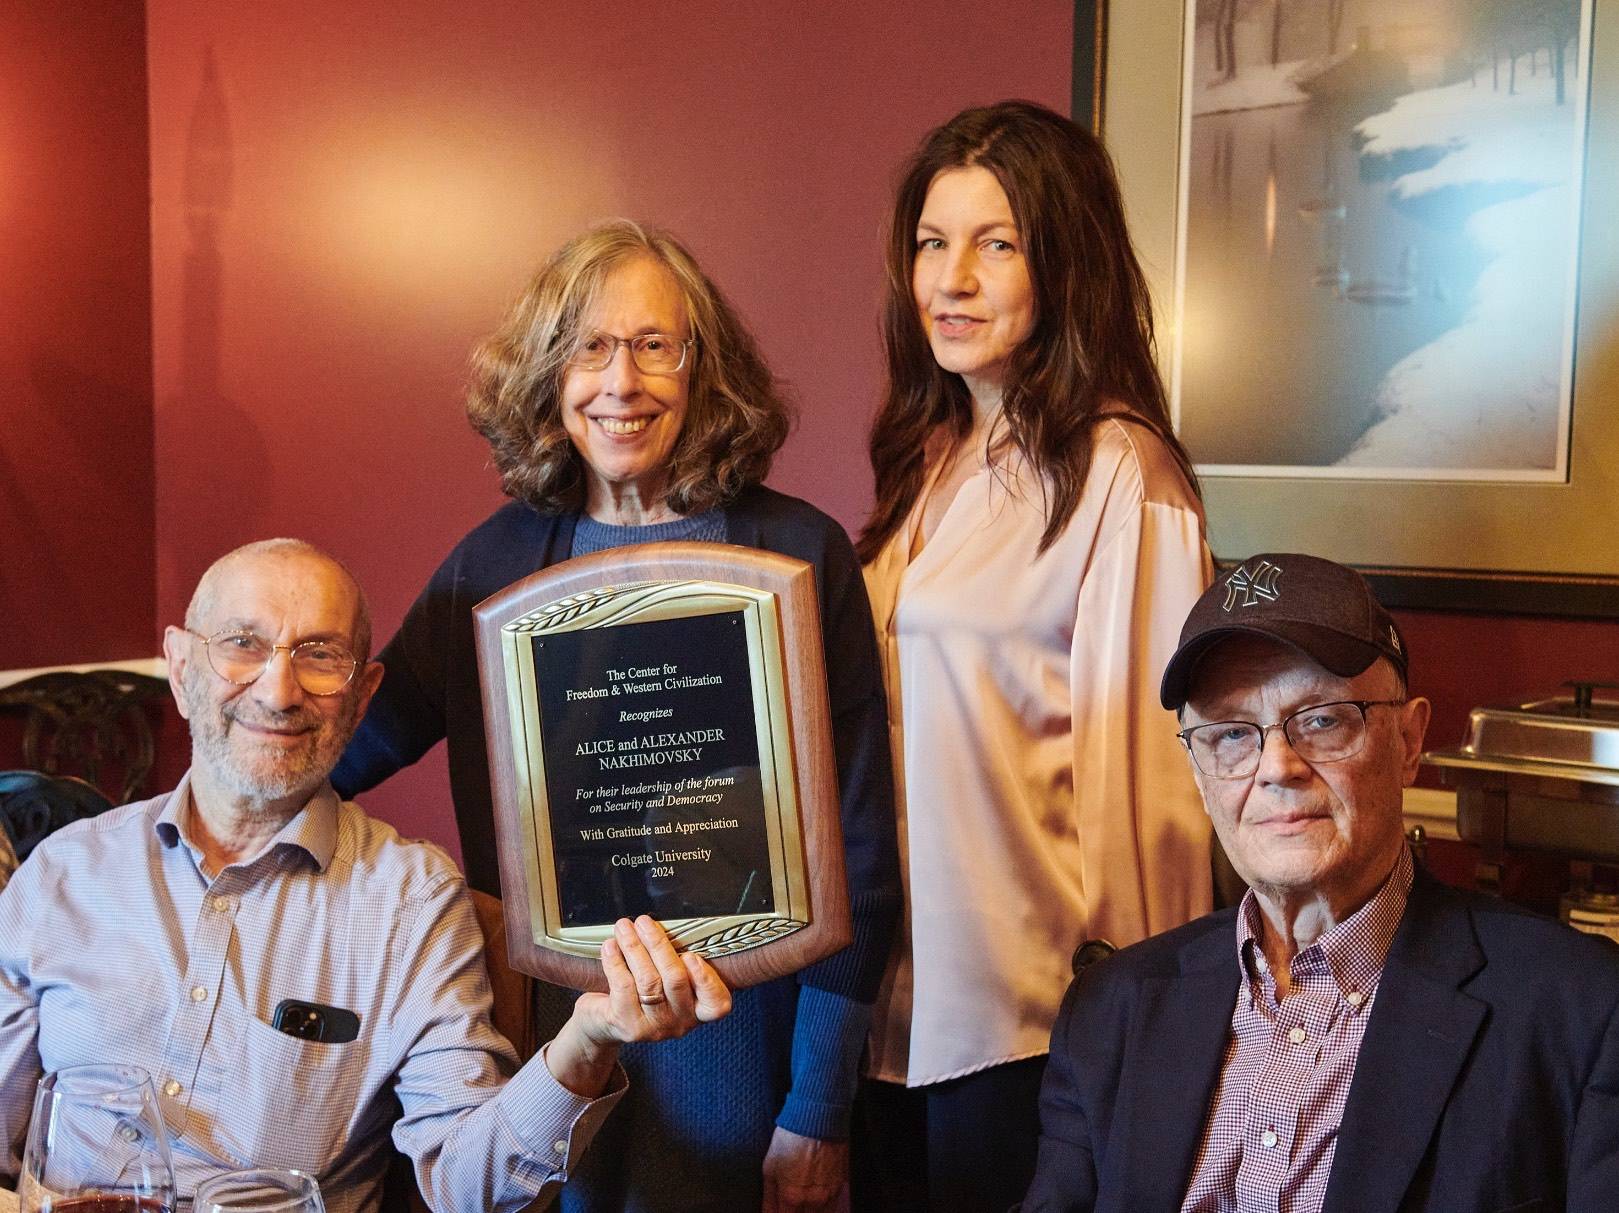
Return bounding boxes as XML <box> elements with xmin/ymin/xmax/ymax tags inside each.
<box><xmin>0</xmin><ymin>774</ymin><xmax>624</xmax><ymax>1212</ymax></box>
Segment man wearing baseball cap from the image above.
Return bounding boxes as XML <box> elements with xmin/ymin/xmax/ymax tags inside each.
<box><xmin>1022</xmin><ymin>554</ymin><xmax>1619</xmax><ymax>1212</ymax></box>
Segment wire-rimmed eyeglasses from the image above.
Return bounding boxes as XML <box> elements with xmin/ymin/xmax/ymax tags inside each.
<box><xmin>1176</xmin><ymin>699</ymin><xmax>1405</xmax><ymax>780</ymax></box>
<box><xmin>182</xmin><ymin>628</ymin><xmax>359</xmax><ymax>696</ymax></box>
<box><xmin>567</xmin><ymin>330</ymin><xmax>694</xmax><ymax>375</ymax></box>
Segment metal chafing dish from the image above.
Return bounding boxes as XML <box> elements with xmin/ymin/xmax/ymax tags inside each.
<box><xmin>1423</xmin><ymin>682</ymin><xmax>1619</xmax><ymax>864</ymax></box>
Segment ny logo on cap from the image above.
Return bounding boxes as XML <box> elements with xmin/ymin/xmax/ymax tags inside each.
<box><xmin>1223</xmin><ymin>561</ymin><xmax>1282</xmax><ymax>611</ymax></box>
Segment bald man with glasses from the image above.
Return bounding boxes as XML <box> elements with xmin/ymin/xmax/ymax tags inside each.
<box><xmin>1022</xmin><ymin>554</ymin><xmax>1619</xmax><ymax>1213</ymax></box>
<box><xmin>0</xmin><ymin>539</ymin><xmax>730</xmax><ymax>1212</ymax></box>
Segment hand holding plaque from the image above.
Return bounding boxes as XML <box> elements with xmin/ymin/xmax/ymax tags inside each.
<box><xmin>474</xmin><ymin>542</ymin><xmax>850</xmax><ymax>991</ymax></box>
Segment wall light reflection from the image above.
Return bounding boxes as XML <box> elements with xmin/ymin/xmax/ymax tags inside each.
<box><xmin>290</xmin><ymin>119</ymin><xmax>611</xmax><ymax>311</ymax></box>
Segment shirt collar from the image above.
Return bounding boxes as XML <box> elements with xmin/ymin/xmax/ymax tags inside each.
<box><xmin>154</xmin><ymin>770</ymin><xmax>341</xmax><ymax>873</ymax></box>
<box><xmin>1236</xmin><ymin>844</ymin><xmax>1414</xmax><ymax>1007</ymax></box>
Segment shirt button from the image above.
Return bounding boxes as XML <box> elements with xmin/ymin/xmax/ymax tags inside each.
<box><xmin>1261</xmin><ymin>1129</ymin><xmax>1278</xmax><ymax>1148</ymax></box>
<box><xmin>190</xmin><ymin>985</ymin><xmax>209</xmax><ymax>1003</ymax></box>
<box><xmin>1288</xmin><ymin>1026</ymin><xmax>1307</xmax><ymax>1044</ymax></box>
<box><xmin>211</xmin><ymin>895</ymin><xmax>232</xmax><ymax>912</ymax></box>
<box><xmin>551</xmin><ymin>1139</ymin><xmax>568</xmax><ymax>1156</ymax></box>
<box><xmin>162</xmin><ymin>1079</ymin><xmax>182</xmax><ymax>1098</ymax></box>
<box><xmin>1346</xmin><ymin>990</ymin><xmax>1365</xmax><ymax>1007</ymax></box>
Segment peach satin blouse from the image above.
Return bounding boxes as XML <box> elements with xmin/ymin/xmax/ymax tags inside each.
<box><xmin>863</xmin><ymin>418</ymin><xmax>1215</xmax><ymax>1085</ymax></box>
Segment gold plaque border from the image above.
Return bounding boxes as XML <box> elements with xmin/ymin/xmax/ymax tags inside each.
<box><xmin>499</xmin><ymin>579</ymin><xmax>808</xmax><ymax>959</ymax></box>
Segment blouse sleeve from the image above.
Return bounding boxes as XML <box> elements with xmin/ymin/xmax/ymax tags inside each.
<box><xmin>1070</xmin><ymin>481</ymin><xmax>1214</xmax><ymax>949</ymax></box>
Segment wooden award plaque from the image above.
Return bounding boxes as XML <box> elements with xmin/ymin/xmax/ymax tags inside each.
<box><xmin>473</xmin><ymin>542</ymin><xmax>851</xmax><ymax>992</ymax></box>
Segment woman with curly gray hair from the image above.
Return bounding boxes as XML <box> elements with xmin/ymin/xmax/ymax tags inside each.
<box><xmin>334</xmin><ymin>221</ymin><xmax>899</xmax><ymax>1213</ymax></box>
<box><xmin>466</xmin><ymin>222</ymin><xmax>789</xmax><ymax>522</ymax></box>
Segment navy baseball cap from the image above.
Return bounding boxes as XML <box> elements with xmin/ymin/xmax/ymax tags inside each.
<box><xmin>1159</xmin><ymin>554</ymin><xmax>1408</xmax><ymax>711</ymax></box>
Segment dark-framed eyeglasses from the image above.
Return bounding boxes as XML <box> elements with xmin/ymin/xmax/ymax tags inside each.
<box><xmin>567</xmin><ymin>330</ymin><xmax>694</xmax><ymax>375</ymax></box>
<box><xmin>182</xmin><ymin>628</ymin><xmax>359</xmax><ymax>696</ymax></box>
<box><xmin>1176</xmin><ymin>699</ymin><xmax>1406</xmax><ymax>780</ymax></box>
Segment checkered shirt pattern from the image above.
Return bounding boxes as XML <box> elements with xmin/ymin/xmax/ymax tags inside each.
<box><xmin>1180</xmin><ymin>846</ymin><xmax>1413</xmax><ymax>1213</ymax></box>
<box><xmin>0</xmin><ymin>774</ymin><xmax>625</xmax><ymax>1213</ymax></box>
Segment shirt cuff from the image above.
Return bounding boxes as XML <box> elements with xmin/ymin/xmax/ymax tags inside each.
<box><xmin>499</xmin><ymin>1043</ymin><xmax>627</xmax><ymax>1176</ymax></box>
<box><xmin>776</xmin><ymin>987</ymin><xmax>872</xmax><ymax>1140</ymax></box>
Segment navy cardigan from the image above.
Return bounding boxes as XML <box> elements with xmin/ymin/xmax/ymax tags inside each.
<box><xmin>333</xmin><ymin>485</ymin><xmax>901</xmax><ymax>1004</ymax></box>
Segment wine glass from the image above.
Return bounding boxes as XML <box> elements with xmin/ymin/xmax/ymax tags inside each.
<box><xmin>19</xmin><ymin>1064</ymin><xmax>175</xmax><ymax>1213</ymax></box>
<box><xmin>192</xmin><ymin>1170</ymin><xmax>324</xmax><ymax>1213</ymax></box>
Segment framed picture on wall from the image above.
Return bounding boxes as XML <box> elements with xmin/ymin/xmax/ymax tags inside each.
<box><xmin>1076</xmin><ymin>0</ymin><xmax>1619</xmax><ymax>616</ymax></box>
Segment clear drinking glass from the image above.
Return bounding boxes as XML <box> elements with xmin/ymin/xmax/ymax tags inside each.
<box><xmin>19</xmin><ymin>1064</ymin><xmax>175</xmax><ymax>1213</ymax></box>
<box><xmin>192</xmin><ymin>1170</ymin><xmax>324</xmax><ymax>1213</ymax></box>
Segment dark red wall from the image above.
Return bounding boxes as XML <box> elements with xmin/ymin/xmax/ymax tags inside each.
<box><xmin>143</xmin><ymin>2</ymin><xmax>1075</xmax><ymax>854</ymax></box>
<box><xmin>0</xmin><ymin>1</ymin><xmax>155</xmax><ymax>669</ymax></box>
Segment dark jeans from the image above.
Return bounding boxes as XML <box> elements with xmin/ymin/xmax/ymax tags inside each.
<box><xmin>850</xmin><ymin>1056</ymin><xmax>1048</xmax><ymax>1213</ymax></box>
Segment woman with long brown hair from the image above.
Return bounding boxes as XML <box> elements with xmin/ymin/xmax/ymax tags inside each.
<box><xmin>853</xmin><ymin>101</ymin><xmax>1214</xmax><ymax>1210</ymax></box>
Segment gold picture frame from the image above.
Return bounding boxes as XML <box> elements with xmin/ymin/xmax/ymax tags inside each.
<box><xmin>1080</xmin><ymin>0</ymin><xmax>1619</xmax><ymax>616</ymax></box>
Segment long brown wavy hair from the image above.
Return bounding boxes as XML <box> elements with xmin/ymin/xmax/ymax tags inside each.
<box><xmin>857</xmin><ymin>100</ymin><xmax>1197</xmax><ymax>561</ymax></box>
<box><xmin>467</xmin><ymin>220</ymin><xmax>792</xmax><ymax>515</ymax></box>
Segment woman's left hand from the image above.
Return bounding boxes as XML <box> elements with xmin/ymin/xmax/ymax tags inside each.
<box><xmin>761</xmin><ymin>1127</ymin><xmax>847</xmax><ymax>1213</ymax></box>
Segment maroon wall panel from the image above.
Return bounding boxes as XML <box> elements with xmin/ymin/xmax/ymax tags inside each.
<box><xmin>144</xmin><ymin>2</ymin><xmax>1073</xmax><ymax>852</ymax></box>
<box><xmin>0</xmin><ymin>2</ymin><xmax>155</xmax><ymax>669</ymax></box>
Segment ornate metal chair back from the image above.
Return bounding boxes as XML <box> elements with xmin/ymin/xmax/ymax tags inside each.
<box><xmin>0</xmin><ymin>669</ymin><xmax>170</xmax><ymax>803</ymax></box>
<box><xmin>0</xmin><ymin>770</ymin><xmax>116</xmax><ymax>883</ymax></box>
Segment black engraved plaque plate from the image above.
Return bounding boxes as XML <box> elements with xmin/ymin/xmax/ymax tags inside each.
<box><xmin>533</xmin><ymin>610</ymin><xmax>775</xmax><ymax>926</ymax></box>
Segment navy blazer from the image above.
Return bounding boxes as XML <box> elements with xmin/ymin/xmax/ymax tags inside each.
<box><xmin>1022</xmin><ymin>868</ymin><xmax>1619</xmax><ymax>1212</ymax></box>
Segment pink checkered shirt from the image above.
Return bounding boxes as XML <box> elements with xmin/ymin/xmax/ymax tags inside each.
<box><xmin>1180</xmin><ymin>846</ymin><xmax>1413</xmax><ymax>1213</ymax></box>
